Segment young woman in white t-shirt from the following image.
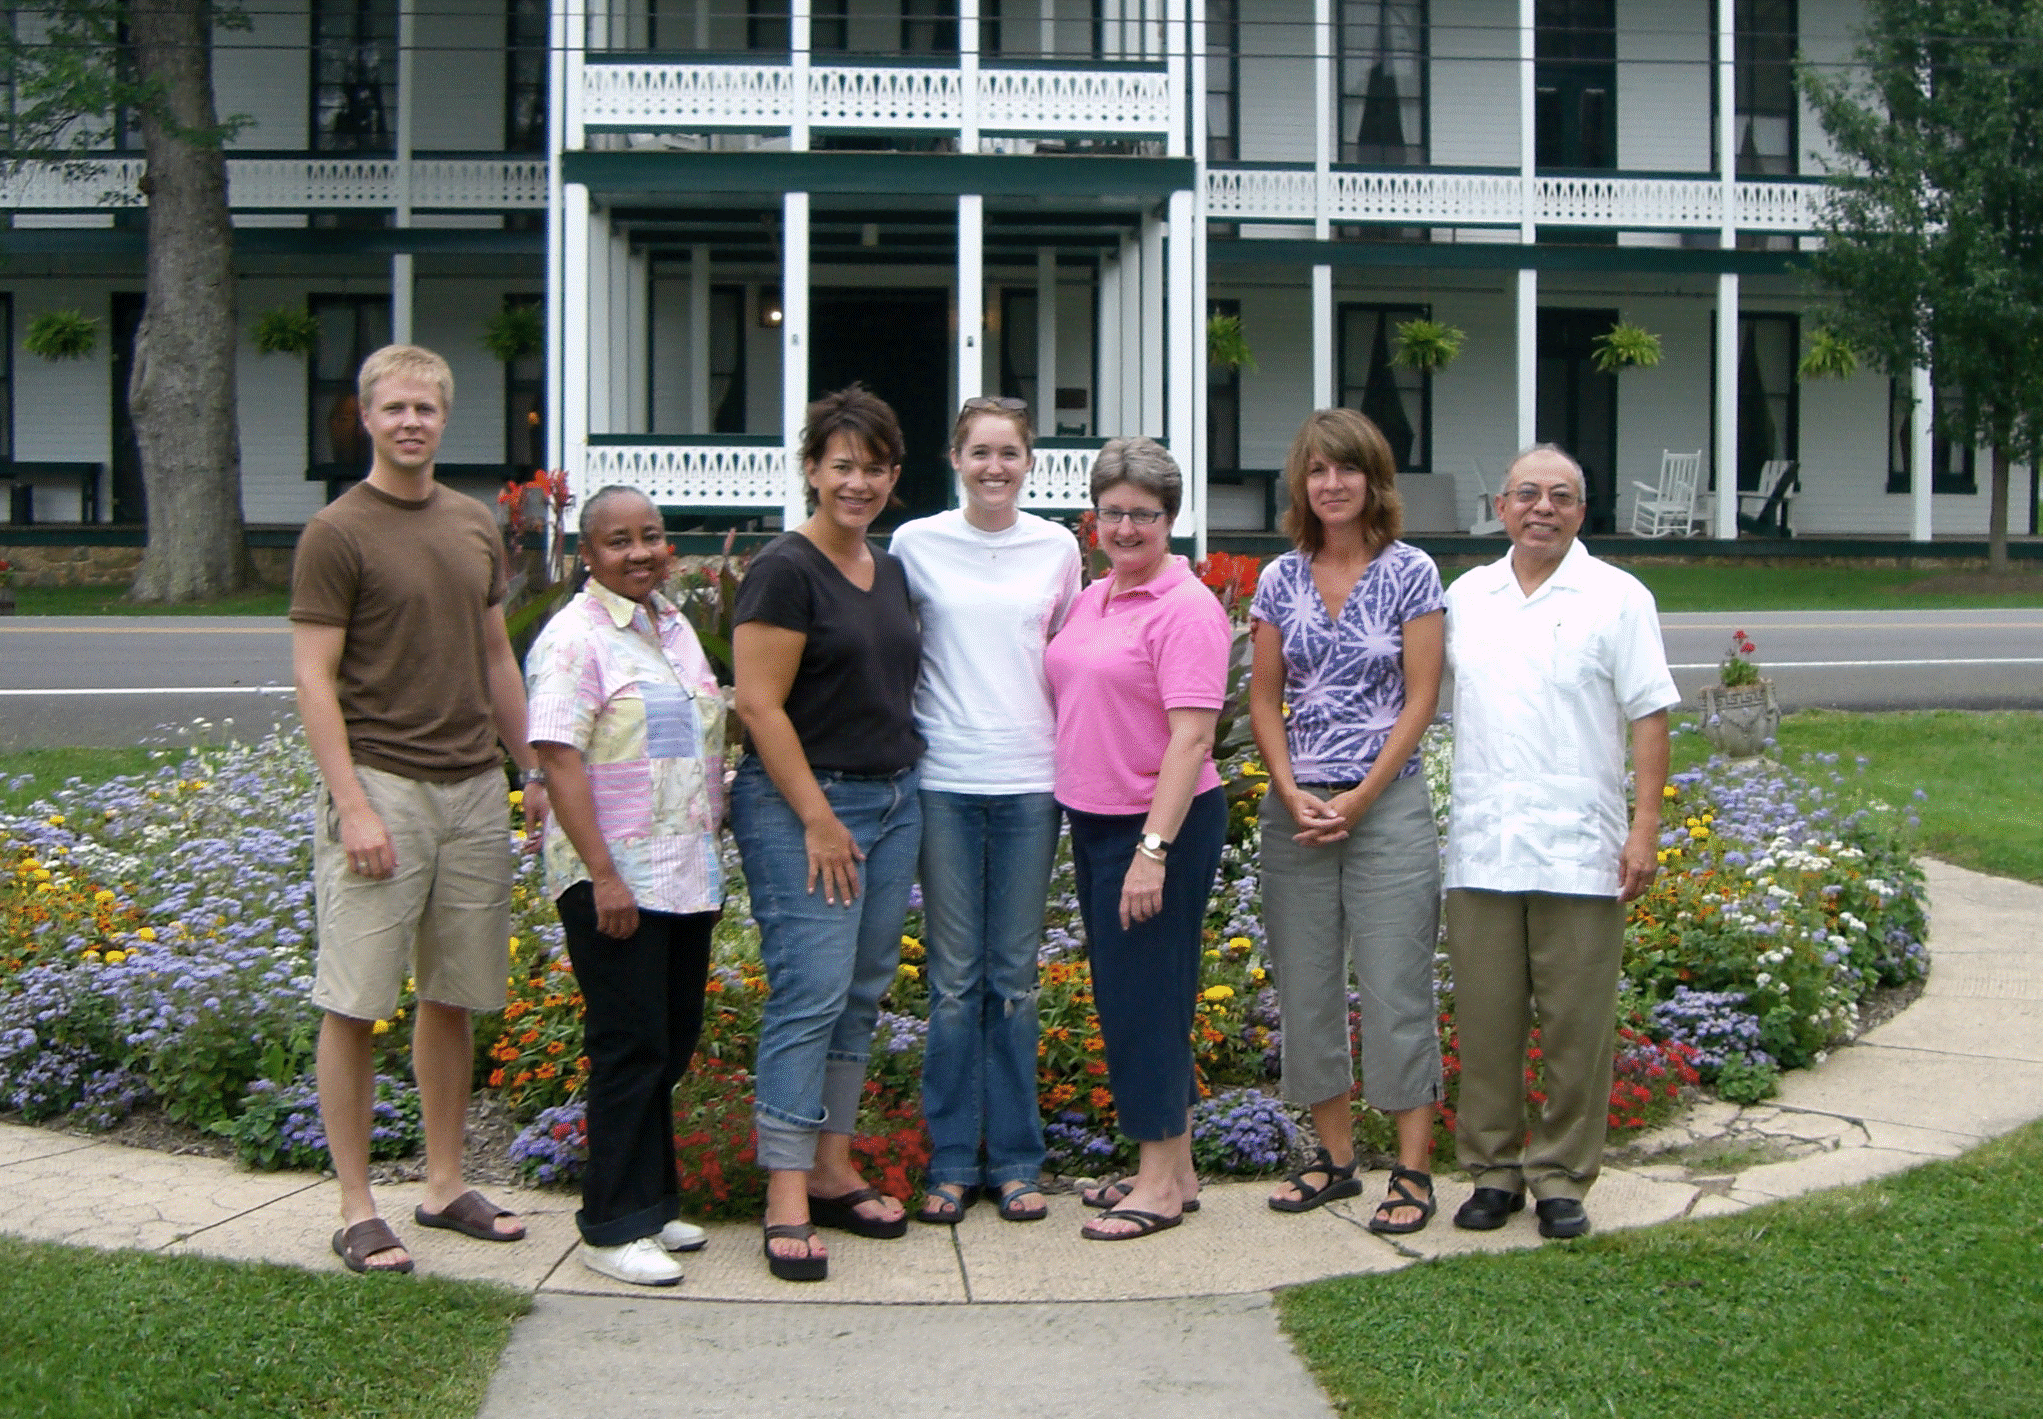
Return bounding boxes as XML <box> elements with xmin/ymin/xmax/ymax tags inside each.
<box><xmin>891</xmin><ymin>398</ymin><xmax>1081</xmax><ymax>1226</ymax></box>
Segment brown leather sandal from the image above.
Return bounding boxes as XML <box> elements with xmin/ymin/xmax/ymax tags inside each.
<box><xmin>413</xmin><ymin>1189</ymin><xmax>526</xmax><ymax>1242</ymax></box>
<box><xmin>332</xmin><ymin>1218</ymin><xmax>414</xmax><ymax>1274</ymax></box>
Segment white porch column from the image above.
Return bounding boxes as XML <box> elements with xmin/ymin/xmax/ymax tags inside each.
<box><xmin>546</xmin><ymin>0</ymin><xmax>587</xmax><ymax>473</ymax></box>
<box><xmin>791</xmin><ymin>0</ymin><xmax>811</xmax><ymax>151</ymax></box>
<box><xmin>390</xmin><ymin>0</ymin><xmax>415</xmax><ymax>344</ymax></box>
<box><xmin>1035</xmin><ymin>247</ymin><xmax>1058</xmax><ymax>422</ymax></box>
<box><xmin>609</xmin><ymin>230</ymin><xmax>632</xmax><ymax>430</ymax></box>
<box><xmin>1098</xmin><ymin>249</ymin><xmax>1123</xmax><ymax>434</ymax></box>
<box><xmin>1314</xmin><ymin>0</ymin><xmax>1331</xmax><ymax>240</ymax></box>
<box><xmin>1140</xmin><ymin>213</ymin><xmax>1165</xmax><ymax>437</ymax></box>
<box><xmin>562</xmin><ymin>184</ymin><xmax>592</xmax><ymax>491</ymax></box>
<box><xmin>1515</xmin><ymin>269</ymin><xmax>1537</xmax><ymax>453</ymax></box>
<box><xmin>1119</xmin><ymin>232</ymin><xmax>1141</xmax><ymax>434</ymax></box>
<box><xmin>625</xmin><ymin>245</ymin><xmax>650</xmax><ymax>431</ymax></box>
<box><xmin>1911</xmin><ymin>364</ymin><xmax>1935</xmax><ymax>541</ymax></box>
<box><xmin>958</xmin><ymin>194</ymin><xmax>985</xmax><ymax>408</ymax></box>
<box><xmin>781</xmin><ymin>191</ymin><xmax>811</xmax><ymax>528</ymax></box>
<box><xmin>586</xmin><ymin>214</ymin><xmax>612</xmax><ymax>435</ymax></box>
<box><xmin>1312</xmin><ymin>266</ymin><xmax>1334</xmax><ymax>410</ymax></box>
<box><xmin>1168</xmin><ymin>187</ymin><xmax>1198</xmax><ymax>545</ymax></box>
<box><xmin>1040</xmin><ymin>0</ymin><xmax>1055</xmax><ymax>57</ymax></box>
<box><xmin>1165</xmin><ymin>0</ymin><xmax>1186</xmax><ymax>157</ymax></box>
<box><xmin>1714</xmin><ymin>273</ymin><xmax>1740</xmax><ymax>539</ymax></box>
<box><xmin>961</xmin><ymin>0</ymin><xmax>981</xmax><ymax>151</ymax></box>
<box><xmin>689</xmin><ymin>245</ymin><xmax>711</xmax><ymax>433</ymax></box>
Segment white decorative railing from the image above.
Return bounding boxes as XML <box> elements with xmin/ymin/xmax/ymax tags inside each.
<box><xmin>583</xmin><ymin>63</ymin><xmax>795</xmax><ymax>130</ymax></box>
<box><xmin>0</xmin><ymin>157</ymin><xmax>547</xmax><ymax>210</ymax></box>
<box><xmin>1207</xmin><ymin>167</ymin><xmax>1827</xmax><ymax>234</ymax></box>
<box><xmin>1019</xmin><ymin>443</ymin><xmax>1104</xmax><ymax>509</ymax></box>
<box><xmin>581</xmin><ymin>59</ymin><xmax>1170</xmax><ymax>137</ymax></box>
<box><xmin>582</xmin><ymin>441</ymin><xmax>789</xmax><ymax>508</ymax></box>
<box><xmin>977</xmin><ymin>67</ymin><xmax>1172</xmax><ymax>135</ymax></box>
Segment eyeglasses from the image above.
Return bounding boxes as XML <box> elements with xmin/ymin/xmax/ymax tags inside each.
<box><xmin>963</xmin><ymin>396</ymin><xmax>1028</xmax><ymax>414</ymax></box>
<box><xmin>1506</xmin><ymin>485</ymin><xmax>1582</xmax><ymax>510</ymax></box>
<box><xmin>1096</xmin><ymin>507</ymin><xmax>1167</xmax><ymax>525</ymax></box>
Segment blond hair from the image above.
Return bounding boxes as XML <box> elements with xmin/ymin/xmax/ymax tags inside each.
<box><xmin>357</xmin><ymin>344</ymin><xmax>455</xmax><ymax>411</ymax></box>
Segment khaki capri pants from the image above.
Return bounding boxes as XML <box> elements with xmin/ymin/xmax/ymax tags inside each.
<box><xmin>1258</xmin><ymin>770</ymin><xmax>1444</xmax><ymax>1113</ymax></box>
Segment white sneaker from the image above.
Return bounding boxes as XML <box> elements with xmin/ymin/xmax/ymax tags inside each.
<box><xmin>581</xmin><ymin>1237</ymin><xmax>684</xmax><ymax>1287</ymax></box>
<box><xmin>659</xmin><ymin>1219</ymin><xmax>708</xmax><ymax>1253</ymax></box>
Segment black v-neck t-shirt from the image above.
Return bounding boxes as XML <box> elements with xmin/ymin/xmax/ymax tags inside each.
<box><xmin>734</xmin><ymin>532</ymin><xmax>925</xmax><ymax>774</ymax></box>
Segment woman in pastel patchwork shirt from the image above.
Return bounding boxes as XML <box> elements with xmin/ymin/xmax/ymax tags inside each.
<box><xmin>1043</xmin><ymin>437</ymin><xmax>1233</xmax><ymax>1241</ymax></box>
<box><xmin>526</xmin><ymin>486</ymin><xmax>727</xmax><ymax>1287</ymax></box>
<box><xmin>1249</xmin><ymin>408</ymin><xmax>1447</xmax><ymax>1234</ymax></box>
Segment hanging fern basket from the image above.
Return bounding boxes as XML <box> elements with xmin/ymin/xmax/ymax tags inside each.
<box><xmin>24</xmin><ymin>310</ymin><xmax>100</xmax><ymax>361</ymax></box>
<box><xmin>1206</xmin><ymin>312</ymin><xmax>1256</xmax><ymax>373</ymax></box>
<box><xmin>1591</xmin><ymin>321</ymin><xmax>1664</xmax><ymax>373</ymax></box>
<box><xmin>483</xmin><ymin>305</ymin><xmax>545</xmax><ymax>363</ymax></box>
<box><xmin>252</xmin><ymin>306</ymin><xmax>322</xmax><ymax>357</ymax></box>
<box><xmin>1391</xmin><ymin>318</ymin><xmax>1465</xmax><ymax>373</ymax></box>
<box><xmin>1798</xmin><ymin>327</ymin><xmax>1859</xmax><ymax>381</ymax></box>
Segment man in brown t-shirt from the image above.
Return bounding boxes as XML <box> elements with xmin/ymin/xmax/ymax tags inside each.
<box><xmin>290</xmin><ymin>343</ymin><xmax>548</xmax><ymax>1274</ymax></box>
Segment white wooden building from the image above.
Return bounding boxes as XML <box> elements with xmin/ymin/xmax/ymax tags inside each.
<box><xmin>0</xmin><ymin>1</ymin><xmax>2016</xmax><ymax>546</ymax></box>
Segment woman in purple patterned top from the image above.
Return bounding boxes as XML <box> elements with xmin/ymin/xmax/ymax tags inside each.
<box><xmin>1249</xmin><ymin>407</ymin><xmax>1447</xmax><ymax>1234</ymax></box>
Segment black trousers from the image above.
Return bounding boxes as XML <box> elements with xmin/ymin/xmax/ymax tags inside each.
<box><xmin>1065</xmin><ymin>787</ymin><xmax>1228</xmax><ymax>1142</ymax></box>
<box><xmin>555</xmin><ymin>882</ymin><xmax>718</xmax><ymax>1246</ymax></box>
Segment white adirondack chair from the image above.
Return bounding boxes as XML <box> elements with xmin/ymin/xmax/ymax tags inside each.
<box><xmin>1630</xmin><ymin>449</ymin><xmax>1706</xmax><ymax>538</ymax></box>
<box><xmin>1467</xmin><ymin>461</ymin><xmax>1506</xmax><ymax>535</ymax></box>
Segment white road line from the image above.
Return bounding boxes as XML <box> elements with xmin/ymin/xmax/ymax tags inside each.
<box><xmin>1668</xmin><ymin>658</ymin><xmax>2043</xmax><ymax>670</ymax></box>
<box><xmin>0</xmin><ymin>686</ymin><xmax>295</xmax><ymax>697</ymax></box>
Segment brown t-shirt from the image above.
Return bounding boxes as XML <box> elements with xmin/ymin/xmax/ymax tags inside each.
<box><xmin>289</xmin><ymin>480</ymin><xmax>510</xmax><ymax>782</ymax></box>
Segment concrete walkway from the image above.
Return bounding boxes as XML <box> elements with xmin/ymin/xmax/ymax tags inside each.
<box><xmin>2</xmin><ymin>859</ymin><xmax>2037</xmax><ymax>1417</ymax></box>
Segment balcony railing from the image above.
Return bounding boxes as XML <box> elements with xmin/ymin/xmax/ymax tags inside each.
<box><xmin>581</xmin><ymin>58</ymin><xmax>1172</xmax><ymax>138</ymax></box>
<box><xmin>577</xmin><ymin>435</ymin><xmax>1101</xmax><ymax>511</ymax></box>
<box><xmin>1206</xmin><ymin>166</ymin><xmax>1827</xmax><ymax>234</ymax></box>
<box><xmin>0</xmin><ymin>156</ymin><xmax>548</xmax><ymax>211</ymax></box>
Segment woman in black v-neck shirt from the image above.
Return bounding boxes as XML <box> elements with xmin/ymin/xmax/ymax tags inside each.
<box><xmin>730</xmin><ymin>385</ymin><xmax>925</xmax><ymax>1284</ymax></box>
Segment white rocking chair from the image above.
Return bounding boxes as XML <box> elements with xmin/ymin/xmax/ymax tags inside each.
<box><xmin>1736</xmin><ymin>459</ymin><xmax>1800</xmax><ymax>537</ymax></box>
<box><xmin>1467</xmin><ymin>462</ymin><xmax>1506</xmax><ymax>536</ymax></box>
<box><xmin>1630</xmin><ymin>450</ymin><xmax>1706</xmax><ymax>538</ymax></box>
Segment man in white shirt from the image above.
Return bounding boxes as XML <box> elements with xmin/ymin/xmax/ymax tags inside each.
<box><xmin>1442</xmin><ymin>444</ymin><xmax>1679</xmax><ymax>1240</ymax></box>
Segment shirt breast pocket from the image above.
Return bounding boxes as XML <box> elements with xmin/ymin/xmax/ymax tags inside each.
<box><xmin>1550</xmin><ymin>623</ymin><xmax>1609</xmax><ymax>692</ymax></box>
<box><xmin>640</xmin><ymin>682</ymin><xmax>701</xmax><ymax>759</ymax></box>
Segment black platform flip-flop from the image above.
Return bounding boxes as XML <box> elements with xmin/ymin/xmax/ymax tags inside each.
<box><xmin>763</xmin><ymin>1221</ymin><xmax>828</xmax><ymax>1282</ymax></box>
<box><xmin>1080</xmin><ymin>1207</ymin><xmax>1183</xmax><ymax>1241</ymax></box>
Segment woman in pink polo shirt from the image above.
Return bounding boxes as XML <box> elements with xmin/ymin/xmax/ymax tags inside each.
<box><xmin>1043</xmin><ymin>437</ymin><xmax>1233</xmax><ymax>1242</ymax></box>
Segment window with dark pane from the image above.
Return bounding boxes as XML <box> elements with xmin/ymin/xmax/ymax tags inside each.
<box><xmin>1711</xmin><ymin>0</ymin><xmax>1796</xmax><ymax>176</ymax></box>
<box><xmin>309</xmin><ymin>295</ymin><xmax>393</xmax><ymax>476</ymax></box>
<box><xmin>312</xmin><ymin>0</ymin><xmax>398</xmax><ymax>152</ymax></box>
<box><xmin>1338</xmin><ymin>304</ymin><xmax>1431</xmax><ymax>473</ymax></box>
<box><xmin>999</xmin><ymin>288</ymin><xmax>1038</xmax><ymax>407</ymax></box>
<box><xmin>902</xmin><ymin>0</ymin><xmax>959</xmax><ymax>55</ymax></box>
<box><xmin>503</xmin><ymin>295</ymin><xmax>545</xmax><ymax>471</ymax></box>
<box><xmin>1887</xmin><ymin>374</ymin><xmax>1978</xmax><ymax>496</ymax></box>
<box><xmin>0</xmin><ymin>295</ymin><xmax>13</xmax><ymax>463</ymax></box>
<box><xmin>506</xmin><ymin>0</ymin><xmax>550</xmax><ymax>152</ymax></box>
<box><xmin>1340</xmin><ymin>1</ymin><xmax>1426</xmax><ymax>165</ymax></box>
<box><xmin>1534</xmin><ymin>0</ymin><xmax>1615</xmax><ymax>170</ymax></box>
<box><xmin>1207</xmin><ymin>0</ymin><xmax>1239</xmax><ymax>162</ymax></box>
<box><xmin>711</xmin><ymin>287</ymin><xmax>747</xmax><ymax>434</ymax></box>
<box><xmin>1735</xmin><ymin>314</ymin><xmax>1797</xmax><ymax>493</ymax></box>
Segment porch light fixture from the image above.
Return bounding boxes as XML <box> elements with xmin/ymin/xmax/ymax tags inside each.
<box><xmin>758</xmin><ymin>286</ymin><xmax>783</xmax><ymax>328</ymax></box>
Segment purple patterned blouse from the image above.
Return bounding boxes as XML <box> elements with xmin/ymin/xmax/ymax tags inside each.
<box><xmin>1248</xmin><ymin>540</ymin><xmax>1445</xmax><ymax>784</ymax></box>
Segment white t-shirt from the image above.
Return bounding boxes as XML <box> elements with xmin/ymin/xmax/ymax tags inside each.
<box><xmin>891</xmin><ymin>508</ymin><xmax>1082</xmax><ymax>794</ymax></box>
<box><xmin>1443</xmin><ymin>540</ymin><xmax>1680</xmax><ymax>898</ymax></box>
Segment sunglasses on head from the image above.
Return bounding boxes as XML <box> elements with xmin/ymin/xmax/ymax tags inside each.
<box><xmin>963</xmin><ymin>396</ymin><xmax>1029</xmax><ymax>414</ymax></box>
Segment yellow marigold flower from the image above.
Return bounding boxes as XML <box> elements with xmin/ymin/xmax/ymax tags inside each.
<box><xmin>83</xmin><ymin>950</ymin><xmax>102</xmax><ymax>963</ymax></box>
<box><xmin>1685</xmin><ymin>816</ymin><xmax>1701</xmax><ymax>829</ymax></box>
<box><xmin>1663</xmin><ymin>785</ymin><xmax>1679</xmax><ymax>799</ymax></box>
<box><xmin>1202</xmin><ymin>985</ymin><xmax>1235</xmax><ymax>1002</ymax></box>
<box><xmin>1689</xmin><ymin>825</ymin><xmax>1710</xmax><ymax>840</ymax></box>
<box><xmin>1241</xmin><ymin>762</ymin><xmax>1268</xmax><ymax>778</ymax></box>
<box><xmin>898</xmin><ymin>962</ymin><xmax>920</xmax><ymax>979</ymax></box>
<box><xmin>901</xmin><ymin>935</ymin><xmax>920</xmax><ymax>949</ymax></box>
<box><xmin>1205</xmin><ymin>949</ymin><xmax>1221</xmax><ymax>959</ymax></box>
<box><xmin>1701</xmin><ymin>813</ymin><xmax>1714</xmax><ymax>824</ymax></box>
<box><xmin>372</xmin><ymin>1019</ymin><xmax>392</xmax><ymax>1035</ymax></box>
<box><xmin>135</xmin><ymin>927</ymin><xmax>156</xmax><ymax>942</ymax></box>
<box><xmin>31</xmin><ymin>868</ymin><xmax>51</xmax><ymax>881</ymax></box>
<box><xmin>507</xmin><ymin>936</ymin><xmax>521</xmax><ymax>953</ymax></box>
<box><xmin>104</xmin><ymin>950</ymin><xmax>127</xmax><ymax>965</ymax></box>
<box><xmin>1210</xmin><ymin>1005</ymin><xmax>1226</xmax><ymax>1016</ymax></box>
<box><xmin>508</xmin><ymin>790</ymin><xmax>524</xmax><ymax>806</ymax></box>
<box><xmin>94</xmin><ymin>889</ymin><xmax>115</xmax><ymax>903</ymax></box>
<box><xmin>1251</xmin><ymin>968</ymin><xmax>1267</xmax><ymax>983</ymax></box>
<box><xmin>45</xmin><ymin>815</ymin><xmax>64</xmax><ymax>827</ymax></box>
<box><xmin>1227</xmin><ymin>936</ymin><xmax>1252</xmax><ymax>952</ymax></box>
<box><xmin>1656</xmin><ymin>850</ymin><xmax>1669</xmax><ymax>864</ymax></box>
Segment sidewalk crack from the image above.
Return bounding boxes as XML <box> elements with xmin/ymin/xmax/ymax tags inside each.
<box><xmin>951</xmin><ymin>1226</ymin><xmax>973</xmax><ymax>1303</ymax></box>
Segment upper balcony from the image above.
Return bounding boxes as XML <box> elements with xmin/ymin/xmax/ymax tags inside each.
<box><xmin>576</xmin><ymin>53</ymin><xmax>1175</xmax><ymax>147</ymax></box>
<box><xmin>0</xmin><ymin>155</ymin><xmax>548</xmax><ymax>215</ymax></box>
<box><xmin>1207</xmin><ymin>166</ymin><xmax>1828</xmax><ymax>236</ymax></box>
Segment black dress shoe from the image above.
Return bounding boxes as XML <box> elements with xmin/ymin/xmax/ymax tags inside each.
<box><xmin>1452</xmin><ymin>1187</ymin><xmax>1526</xmax><ymax>1231</ymax></box>
<box><xmin>1535</xmin><ymin>1197</ymin><xmax>1590</xmax><ymax>1239</ymax></box>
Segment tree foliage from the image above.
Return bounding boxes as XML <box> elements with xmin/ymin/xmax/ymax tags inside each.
<box><xmin>1803</xmin><ymin>0</ymin><xmax>2043</xmax><ymax>568</ymax></box>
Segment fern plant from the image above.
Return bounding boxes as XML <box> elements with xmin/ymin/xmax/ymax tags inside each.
<box><xmin>1798</xmin><ymin>327</ymin><xmax>1859</xmax><ymax>381</ymax></box>
<box><xmin>484</xmin><ymin>304</ymin><xmax>545</xmax><ymax>363</ymax></box>
<box><xmin>1391</xmin><ymin>318</ymin><xmax>1464</xmax><ymax>372</ymax></box>
<box><xmin>1591</xmin><ymin>321</ymin><xmax>1664</xmax><ymax>373</ymax></box>
<box><xmin>252</xmin><ymin>306</ymin><xmax>321</xmax><ymax>357</ymax></box>
<box><xmin>24</xmin><ymin>310</ymin><xmax>99</xmax><ymax>361</ymax></box>
<box><xmin>1206</xmin><ymin>312</ymin><xmax>1256</xmax><ymax>372</ymax></box>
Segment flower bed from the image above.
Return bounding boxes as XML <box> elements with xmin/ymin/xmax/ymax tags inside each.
<box><xmin>0</xmin><ymin>724</ymin><xmax>1927</xmax><ymax>1216</ymax></box>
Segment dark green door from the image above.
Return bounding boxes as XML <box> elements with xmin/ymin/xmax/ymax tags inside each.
<box><xmin>1537</xmin><ymin>308</ymin><xmax>1620</xmax><ymax>535</ymax></box>
<box><xmin>808</xmin><ymin>288</ymin><xmax>952</xmax><ymax>523</ymax></box>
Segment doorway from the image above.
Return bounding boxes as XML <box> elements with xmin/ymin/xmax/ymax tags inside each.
<box><xmin>1535</xmin><ymin>0</ymin><xmax>1617</xmax><ymax>170</ymax></box>
<box><xmin>111</xmin><ymin>293</ymin><xmax>147</xmax><ymax>523</ymax></box>
<box><xmin>1536</xmin><ymin>308</ymin><xmax>1619</xmax><ymax>534</ymax></box>
<box><xmin>808</xmin><ymin>287</ymin><xmax>951</xmax><ymax>522</ymax></box>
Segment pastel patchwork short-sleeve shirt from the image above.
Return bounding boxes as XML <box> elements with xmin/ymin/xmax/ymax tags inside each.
<box><xmin>526</xmin><ymin>582</ymin><xmax>727</xmax><ymax>915</ymax></box>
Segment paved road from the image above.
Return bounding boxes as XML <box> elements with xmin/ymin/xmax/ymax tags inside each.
<box><xmin>1</xmin><ymin>608</ymin><xmax>2040</xmax><ymax>749</ymax></box>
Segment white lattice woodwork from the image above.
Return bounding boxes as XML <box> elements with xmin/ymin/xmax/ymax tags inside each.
<box><xmin>1018</xmin><ymin>445</ymin><xmax>1102</xmax><ymax>509</ymax></box>
<box><xmin>977</xmin><ymin>67</ymin><xmax>1172</xmax><ymax>134</ymax></box>
<box><xmin>809</xmin><ymin>66</ymin><xmax>965</xmax><ymax>129</ymax></box>
<box><xmin>583</xmin><ymin>63</ymin><xmax>794</xmax><ymax>130</ymax></box>
<box><xmin>581</xmin><ymin>443</ymin><xmax>790</xmax><ymax>508</ymax></box>
<box><xmin>0</xmin><ymin>158</ymin><xmax>546</xmax><ymax>210</ymax></box>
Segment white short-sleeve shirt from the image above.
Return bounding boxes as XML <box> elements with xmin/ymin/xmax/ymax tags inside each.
<box><xmin>1443</xmin><ymin>540</ymin><xmax>1680</xmax><ymax>898</ymax></box>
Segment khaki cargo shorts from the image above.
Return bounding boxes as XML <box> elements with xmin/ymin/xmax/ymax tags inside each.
<box><xmin>311</xmin><ymin>764</ymin><xmax>514</xmax><ymax>1022</ymax></box>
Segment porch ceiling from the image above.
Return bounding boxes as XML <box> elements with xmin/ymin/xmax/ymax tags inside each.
<box><xmin>562</xmin><ymin>150</ymin><xmax>1193</xmax><ymax>206</ymax></box>
<box><xmin>619</xmin><ymin>202</ymin><xmax>1130</xmax><ymax>265</ymax></box>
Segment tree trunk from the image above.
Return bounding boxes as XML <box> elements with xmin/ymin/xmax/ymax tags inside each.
<box><xmin>125</xmin><ymin>0</ymin><xmax>253</xmax><ymax>603</ymax></box>
<box><xmin>1989</xmin><ymin>443</ymin><xmax>2011</xmax><ymax>575</ymax></box>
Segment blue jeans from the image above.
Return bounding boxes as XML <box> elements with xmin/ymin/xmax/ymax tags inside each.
<box><xmin>732</xmin><ymin>756</ymin><xmax>922</xmax><ymax>1173</ymax></box>
<box><xmin>917</xmin><ymin>790</ymin><xmax>1061</xmax><ymax>1189</ymax></box>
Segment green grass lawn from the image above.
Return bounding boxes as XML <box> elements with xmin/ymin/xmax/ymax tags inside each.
<box><xmin>0</xmin><ymin>1237</ymin><xmax>528</xmax><ymax>1419</ymax></box>
<box><xmin>1280</xmin><ymin>1120</ymin><xmax>2043</xmax><ymax>1419</ymax></box>
<box><xmin>1438</xmin><ymin>561</ymin><xmax>2043</xmax><ymax>611</ymax></box>
<box><xmin>8</xmin><ymin>584</ymin><xmax>291</xmax><ymax>616</ymax></box>
<box><xmin>1673</xmin><ymin>709</ymin><xmax>2043</xmax><ymax>884</ymax></box>
<box><xmin>0</xmin><ymin>746</ymin><xmax>163</xmax><ymax>815</ymax></box>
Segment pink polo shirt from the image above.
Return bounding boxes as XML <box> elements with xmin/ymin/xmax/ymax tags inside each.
<box><xmin>1044</xmin><ymin>556</ymin><xmax>1231</xmax><ymax>816</ymax></box>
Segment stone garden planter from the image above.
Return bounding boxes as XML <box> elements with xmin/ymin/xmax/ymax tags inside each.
<box><xmin>1698</xmin><ymin>679</ymin><xmax>1779</xmax><ymax>759</ymax></box>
